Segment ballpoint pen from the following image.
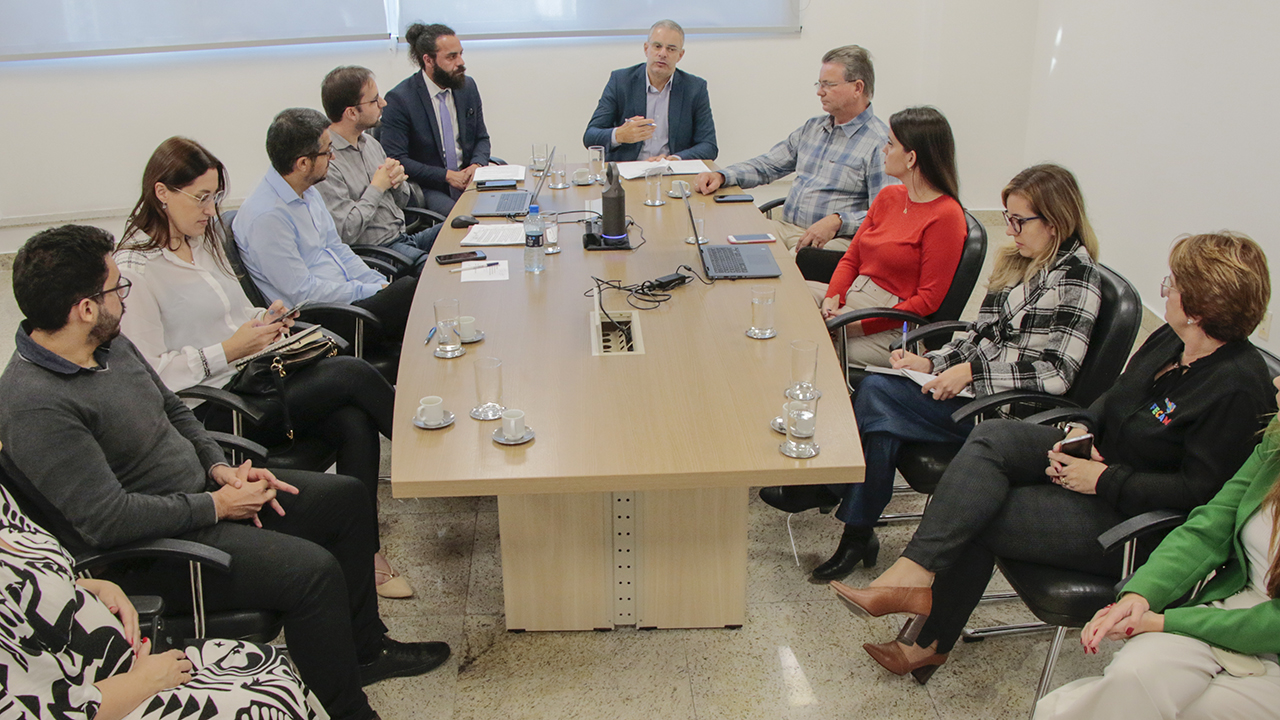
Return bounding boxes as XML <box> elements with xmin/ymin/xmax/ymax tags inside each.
<box><xmin>424</xmin><ymin>326</ymin><xmax>436</xmax><ymax>345</ymax></box>
<box><xmin>450</xmin><ymin>261</ymin><xmax>500</xmax><ymax>273</ymax></box>
<box><xmin>902</xmin><ymin>321</ymin><xmax>909</xmax><ymax>356</ymax></box>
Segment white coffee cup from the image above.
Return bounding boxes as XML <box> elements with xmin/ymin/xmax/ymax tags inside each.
<box><xmin>458</xmin><ymin>316</ymin><xmax>476</xmax><ymax>341</ymax></box>
<box><xmin>501</xmin><ymin>409</ymin><xmax>526</xmax><ymax>440</ymax></box>
<box><xmin>572</xmin><ymin>167</ymin><xmax>592</xmax><ymax>185</ymax></box>
<box><xmin>416</xmin><ymin>396</ymin><xmax>444</xmax><ymax>425</ymax></box>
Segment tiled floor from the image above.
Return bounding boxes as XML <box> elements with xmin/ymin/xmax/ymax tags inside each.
<box><xmin>0</xmin><ymin>223</ymin><xmax>1150</xmax><ymax>720</ymax></box>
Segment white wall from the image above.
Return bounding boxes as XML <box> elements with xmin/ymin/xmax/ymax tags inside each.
<box><xmin>1021</xmin><ymin>0</ymin><xmax>1280</xmax><ymax>352</ymax></box>
<box><xmin>0</xmin><ymin>0</ymin><xmax>1034</xmax><ymax>248</ymax></box>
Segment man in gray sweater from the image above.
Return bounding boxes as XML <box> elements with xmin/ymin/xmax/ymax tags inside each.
<box><xmin>0</xmin><ymin>225</ymin><xmax>443</xmax><ymax>720</ymax></box>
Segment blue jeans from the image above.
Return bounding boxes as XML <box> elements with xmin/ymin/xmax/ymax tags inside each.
<box><xmin>383</xmin><ymin>224</ymin><xmax>440</xmax><ymax>272</ymax></box>
<box><xmin>830</xmin><ymin>375</ymin><xmax>975</xmax><ymax>526</ymax></box>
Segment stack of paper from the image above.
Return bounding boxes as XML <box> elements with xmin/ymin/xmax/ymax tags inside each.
<box><xmin>615</xmin><ymin>159</ymin><xmax>710</xmax><ymax>180</ymax></box>
<box><xmin>863</xmin><ymin>366</ymin><xmax>976</xmax><ymax>398</ymax></box>
<box><xmin>459</xmin><ymin>223</ymin><xmax>559</xmax><ymax>246</ymax></box>
<box><xmin>473</xmin><ymin>165</ymin><xmax>526</xmax><ymax>182</ymax></box>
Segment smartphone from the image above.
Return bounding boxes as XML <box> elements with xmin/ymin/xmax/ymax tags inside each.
<box><xmin>476</xmin><ymin>179</ymin><xmax>517</xmax><ymax>191</ymax></box>
<box><xmin>1058</xmin><ymin>433</ymin><xmax>1094</xmax><ymax>459</ymax></box>
<box><xmin>714</xmin><ymin>194</ymin><xmax>755</xmax><ymax>203</ymax></box>
<box><xmin>727</xmin><ymin>233</ymin><xmax>776</xmax><ymax>244</ymax></box>
<box><xmin>435</xmin><ymin>250</ymin><xmax>487</xmax><ymax>265</ymax></box>
<box><xmin>266</xmin><ymin>300</ymin><xmax>308</xmax><ymax>323</ymax></box>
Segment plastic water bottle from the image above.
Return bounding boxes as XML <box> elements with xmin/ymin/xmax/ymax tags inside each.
<box><xmin>524</xmin><ymin>204</ymin><xmax>545</xmax><ymax>273</ymax></box>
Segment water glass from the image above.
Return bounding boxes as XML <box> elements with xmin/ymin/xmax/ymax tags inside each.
<box><xmin>746</xmin><ymin>286</ymin><xmax>777</xmax><ymax>339</ymax></box>
<box><xmin>684</xmin><ymin>217</ymin><xmax>707</xmax><ymax>245</ymax></box>
<box><xmin>547</xmin><ymin>157</ymin><xmax>569</xmax><ymax>189</ymax></box>
<box><xmin>530</xmin><ymin>143</ymin><xmax>549</xmax><ymax>175</ymax></box>
<box><xmin>644</xmin><ymin>168</ymin><xmax>666</xmax><ymax>206</ymax></box>
<box><xmin>433</xmin><ymin>298</ymin><xmax>465</xmax><ymax>358</ymax></box>
<box><xmin>471</xmin><ymin>357</ymin><xmax>505</xmax><ymax>420</ymax></box>
<box><xmin>588</xmin><ymin>146</ymin><xmax>605</xmax><ymax>183</ymax></box>
<box><xmin>780</xmin><ymin>398</ymin><xmax>820</xmax><ymax>459</ymax></box>
<box><xmin>787</xmin><ymin>339</ymin><xmax>819</xmax><ymax>399</ymax></box>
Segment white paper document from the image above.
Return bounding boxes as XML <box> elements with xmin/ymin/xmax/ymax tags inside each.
<box><xmin>863</xmin><ymin>366</ymin><xmax>976</xmax><ymax>398</ymax></box>
<box><xmin>473</xmin><ymin>165</ymin><xmax>527</xmax><ymax>182</ymax></box>
<box><xmin>615</xmin><ymin>159</ymin><xmax>710</xmax><ymax>180</ymax></box>
<box><xmin>460</xmin><ymin>224</ymin><xmax>525</xmax><ymax>246</ymax></box>
<box><xmin>460</xmin><ymin>260</ymin><xmax>509</xmax><ymax>282</ymax></box>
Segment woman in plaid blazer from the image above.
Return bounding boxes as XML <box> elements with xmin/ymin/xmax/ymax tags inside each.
<box><xmin>762</xmin><ymin>164</ymin><xmax>1103</xmax><ymax>580</ymax></box>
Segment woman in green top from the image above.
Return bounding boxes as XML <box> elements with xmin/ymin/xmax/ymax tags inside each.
<box><xmin>1035</xmin><ymin>380</ymin><xmax>1280</xmax><ymax>719</ymax></box>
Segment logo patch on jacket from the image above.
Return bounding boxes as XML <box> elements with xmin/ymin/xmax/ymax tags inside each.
<box><xmin>1150</xmin><ymin>398</ymin><xmax>1177</xmax><ymax>425</ymax></box>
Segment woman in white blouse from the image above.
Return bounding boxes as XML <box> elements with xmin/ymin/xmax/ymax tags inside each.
<box><xmin>116</xmin><ymin>137</ymin><xmax>411</xmax><ymax>599</ymax></box>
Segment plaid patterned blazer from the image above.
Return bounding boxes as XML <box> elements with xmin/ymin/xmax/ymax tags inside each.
<box><xmin>926</xmin><ymin>237</ymin><xmax>1102</xmax><ymax>397</ymax></box>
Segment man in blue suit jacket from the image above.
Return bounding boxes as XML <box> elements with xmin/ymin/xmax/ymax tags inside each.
<box><xmin>382</xmin><ymin>23</ymin><xmax>491</xmax><ymax>214</ymax></box>
<box><xmin>583</xmin><ymin>20</ymin><xmax>717</xmax><ymax>162</ymax></box>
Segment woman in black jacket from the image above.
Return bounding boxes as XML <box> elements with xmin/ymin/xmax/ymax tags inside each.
<box><xmin>832</xmin><ymin>232</ymin><xmax>1276</xmax><ymax>683</ymax></box>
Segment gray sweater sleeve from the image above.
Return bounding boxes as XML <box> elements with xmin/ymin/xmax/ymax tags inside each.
<box><xmin>135</xmin><ymin>343</ymin><xmax>230</xmax><ymax>473</ymax></box>
<box><xmin>3</xmin><ymin>405</ymin><xmax>217</xmax><ymax>549</ymax></box>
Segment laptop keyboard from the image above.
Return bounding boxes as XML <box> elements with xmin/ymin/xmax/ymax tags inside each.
<box><xmin>495</xmin><ymin>192</ymin><xmax>528</xmax><ymax>213</ymax></box>
<box><xmin>705</xmin><ymin>246</ymin><xmax>748</xmax><ymax>275</ymax></box>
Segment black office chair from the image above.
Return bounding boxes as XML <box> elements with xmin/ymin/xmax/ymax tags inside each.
<box><xmin>880</xmin><ymin>263</ymin><xmax>1143</xmax><ymax>524</ymax></box>
<box><xmin>0</xmin><ymin>440</ymin><xmax>283</xmax><ymax>651</ymax></box>
<box><xmin>220</xmin><ymin>210</ymin><xmax>401</xmax><ymax>384</ymax></box>
<box><xmin>820</xmin><ymin>210</ymin><xmax>989</xmax><ymax>394</ymax></box>
<box><xmin>758</xmin><ymin>197</ymin><xmax>785</xmax><ymax>220</ymax></box>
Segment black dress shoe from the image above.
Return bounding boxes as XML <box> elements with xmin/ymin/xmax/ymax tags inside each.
<box><xmin>810</xmin><ymin>525</ymin><xmax>879</xmax><ymax>581</ymax></box>
<box><xmin>359</xmin><ymin>636</ymin><xmax>451</xmax><ymax>686</ymax></box>
<box><xmin>759</xmin><ymin>485</ymin><xmax>840</xmax><ymax>514</ymax></box>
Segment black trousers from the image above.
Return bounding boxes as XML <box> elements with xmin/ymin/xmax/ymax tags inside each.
<box><xmin>197</xmin><ymin>356</ymin><xmax>395</xmax><ymax>536</ymax></box>
<box><xmin>900</xmin><ymin>419</ymin><xmax>1128</xmax><ymax>653</ymax></box>
<box><xmin>352</xmin><ymin>275</ymin><xmax>417</xmax><ymax>342</ymax></box>
<box><xmin>107</xmin><ymin>470</ymin><xmax>385</xmax><ymax>720</ymax></box>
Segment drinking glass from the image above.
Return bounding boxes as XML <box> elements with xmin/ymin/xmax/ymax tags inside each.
<box><xmin>471</xmin><ymin>357</ymin><xmax>505</xmax><ymax>420</ymax></box>
<box><xmin>786</xmin><ymin>339</ymin><xmax>820</xmax><ymax>399</ymax></box>
<box><xmin>530</xmin><ymin>143</ymin><xmax>549</xmax><ymax>175</ymax></box>
<box><xmin>588</xmin><ymin>146</ymin><xmax>605</xmax><ymax>183</ymax></box>
<box><xmin>780</xmin><ymin>397</ymin><xmax>820</xmax><ymax>459</ymax></box>
<box><xmin>644</xmin><ymin>168</ymin><xmax>666</xmax><ymax>206</ymax></box>
<box><xmin>433</xmin><ymin>298</ymin><xmax>465</xmax><ymax>358</ymax></box>
<box><xmin>547</xmin><ymin>157</ymin><xmax>569</xmax><ymax>189</ymax></box>
<box><xmin>684</xmin><ymin>217</ymin><xmax>707</xmax><ymax>245</ymax></box>
<box><xmin>746</xmin><ymin>286</ymin><xmax>776</xmax><ymax>339</ymax></box>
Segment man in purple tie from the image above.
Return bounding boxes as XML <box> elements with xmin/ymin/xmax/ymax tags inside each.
<box><xmin>381</xmin><ymin>23</ymin><xmax>492</xmax><ymax>215</ymax></box>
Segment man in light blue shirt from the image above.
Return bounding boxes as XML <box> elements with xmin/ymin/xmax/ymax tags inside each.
<box><xmin>695</xmin><ymin>45</ymin><xmax>894</xmax><ymax>253</ymax></box>
<box><xmin>234</xmin><ymin>108</ymin><xmax>417</xmax><ymax>341</ymax></box>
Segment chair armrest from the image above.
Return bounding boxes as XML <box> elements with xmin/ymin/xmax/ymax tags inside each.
<box><xmin>406</xmin><ymin>181</ymin><xmax>425</xmax><ymax>209</ymax></box>
<box><xmin>949</xmin><ymin>390</ymin><xmax>1081</xmax><ymax>424</ymax></box>
<box><xmin>403</xmin><ymin>207</ymin><xmax>447</xmax><ymax>226</ymax></box>
<box><xmin>1099</xmin><ymin>509</ymin><xmax>1187</xmax><ymax>555</ymax></box>
<box><xmin>353</xmin><ymin>245</ymin><xmax>415</xmax><ymax>269</ymax></box>
<box><xmin>1022</xmin><ymin>407</ymin><xmax>1091</xmax><ymax>426</ymax></box>
<box><xmin>75</xmin><ymin>538</ymin><xmax>233</xmax><ymax>573</ymax></box>
<box><xmin>889</xmin><ymin>321</ymin><xmax>971</xmax><ymax>351</ymax></box>
<box><xmin>291</xmin><ymin>322</ymin><xmax>350</xmax><ymax>353</ymax></box>
<box><xmin>489</xmin><ymin>155</ymin><xmax>508</xmax><ymax>165</ymax></box>
<box><xmin>361</xmin><ymin>256</ymin><xmax>398</xmax><ymax>280</ymax></box>
<box><xmin>827</xmin><ymin>308</ymin><xmax>929</xmax><ymax>333</ymax></box>
<box><xmin>758</xmin><ymin>198</ymin><xmax>785</xmax><ymax>217</ymax></box>
<box><xmin>298</xmin><ymin>303</ymin><xmax>384</xmax><ymax>347</ymax></box>
<box><xmin>177</xmin><ymin>386</ymin><xmax>267</xmax><ymax>424</ymax></box>
<box><xmin>208</xmin><ymin>431</ymin><xmax>269</xmax><ymax>464</ymax></box>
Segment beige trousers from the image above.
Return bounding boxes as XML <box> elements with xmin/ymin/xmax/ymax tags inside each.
<box><xmin>1034</xmin><ymin>631</ymin><xmax>1280</xmax><ymax>720</ymax></box>
<box><xmin>770</xmin><ymin>218</ymin><xmax>851</xmax><ymax>253</ymax></box>
<box><xmin>807</xmin><ymin>275</ymin><xmax>901</xmax><ymax>368</ymax></box>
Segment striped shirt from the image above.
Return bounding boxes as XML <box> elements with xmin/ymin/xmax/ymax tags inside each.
<box><xmin>926</xmin><ymin>238</ymin><xmax>1103</xmax><ymax>397</ymax></box>
<box><xmin>719</xmin><ymin>104</ymin><xmax>894</xmax><ymax>236</ymax></box>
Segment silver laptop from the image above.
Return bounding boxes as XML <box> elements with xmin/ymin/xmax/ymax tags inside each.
<box><xmin>472</xmin><ymin>147</ymin><xmax>554</xmax><ymax>217</ymax></box>
<box><xmin>682</xmin><ymin>194</ymin><xmax>781</xmax><ymax>280</ymax></box>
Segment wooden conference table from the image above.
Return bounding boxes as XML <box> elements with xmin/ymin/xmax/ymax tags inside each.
<box><xmin>391</xmin><ymin>165</ymin><xmax>864</xmax><ymax>631</ymax></box>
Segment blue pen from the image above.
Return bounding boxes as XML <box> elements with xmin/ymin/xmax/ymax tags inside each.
<box><xmin>425</xmin><ymin>326</ymin><xmax>437</xmax><ymax>345</ymax></box>
<box><xmin>901</xmin><ymin>322</ymin><xmax>909</xmax><ymax>355</ymax></box>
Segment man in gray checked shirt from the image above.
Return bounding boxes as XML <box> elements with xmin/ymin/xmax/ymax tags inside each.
<box><xmin>696</xmin><ymin>45</ymin><xmax>894</xmax><ymax>253</ymax></box>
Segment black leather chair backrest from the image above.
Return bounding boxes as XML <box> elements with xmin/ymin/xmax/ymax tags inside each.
<box><xmin>219</xmin><ymin>210</ymin><xmax>272</xmax><ymax>309</ymax></box>
<box><xmin>1260</xmin><ymin>347</ymin><xmax>1280</xmax><ymax>379</ymax></box>
<box><xmin>1060</xmin><ymin>263</ymin><xmax>1142</xmax><ymax>408</ymax></box>
<box><xmin>926</xmin><ymin>211</ymin><xmax>988</xmax><ymax>324</ymax></box>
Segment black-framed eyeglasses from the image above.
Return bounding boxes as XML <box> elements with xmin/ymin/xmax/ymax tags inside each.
<box><xmin>1002</xmin><ymin>210</ymin><xmax>1045</xmax><ymax>234</ymax></box>
<box><xmin>1160</xmin><ymin>275</ymin><xmax>1176</xmax><ymax>299</ymax></box>
<box><xmin>353</xmin><ymin>94</ymin><xmax>382</xmax><ymax>107</ymax></box>
<box><xmin>304</xmin><ymin>146</ymin><xmax>335</xmax><ymax>160</ymax></box>
<box><xmin>90</xmin><ymin>277</ymin><xmax>132</xmax><ymax>302</ymax></box>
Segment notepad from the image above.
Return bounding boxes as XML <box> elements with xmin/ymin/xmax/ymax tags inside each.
<box><xmin>863</xmin><ymin>366</ymin><xmax>975</xmax><ymax>398</ymax></box>
<box><xmin>616</xmin><ymin>159</ymin><xmax>710</xmax><ymax>180</ymax></box>
<box><xmin>473</xmin><ymin>165</ymin><xmax>526</xmax><ymax>182</ymax></box>
<box><xmin>460</xmin><ymin>260</ymin><xmax>509</xmax><ymax>282</ymax></box>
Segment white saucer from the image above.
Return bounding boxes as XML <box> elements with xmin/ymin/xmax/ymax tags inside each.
<box><xmin>493</xmin><ymin>427</ymin><xmax>536</xmax><ymax>445</ymax></box>
<box><xmin>460</xmin><ymin>330</ymin><xmax>485</xmax><ymax>344</ymax></box>
<box><xmin>413</xmin><ymin>410</ymin><xmax>455</xmax><ymax>430</ymax></box>
<box><xmin>573</xmin><ymin>178</ymin><xmax>595</xmax><ymax>186</ymax></box>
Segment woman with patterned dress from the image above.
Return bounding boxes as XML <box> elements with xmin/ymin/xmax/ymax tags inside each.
<box><xmin>0</xmin><ymin>483</ymin><xmax>327</xmax><ymax>720</ymax></box>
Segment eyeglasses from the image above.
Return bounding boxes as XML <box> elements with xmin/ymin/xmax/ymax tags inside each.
<box><xmin>304</xmin><ymin>147</ymin><xmax>335</xmax><ymax>160</ymax></box>
<box><xmin>90</xmin><ymin>277</ymin><xmax>132</xmax><ymax>302</ymax></box>
<box><xmin>168</xmin><ymin>186</ymin><xmax>225</xmax><ymax>208</ymax></box>
<box><xmin>1002</xmin><ymin>210</ymin><xmax>1045</xmax><ymax>234</ymax></box>
<box><xmin>353</xmin><ymin>94</ymin><xmax>382</xmax><ymax>107</ymax></box>
<box><xmin>1160</xmin><ymin>275</ymin><xmax>1176</xmax><ymax>298</ymax></box>
<box><xmin>814</xmin><ymin>80</ymin><xmax>851</xmax><ymax>90</ymax></box>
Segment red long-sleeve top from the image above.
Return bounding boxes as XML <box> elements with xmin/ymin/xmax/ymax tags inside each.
<box><xmin>825</xmin><ymin>184</ymin><xmax>967</xmax><ymax>335</ymax></box>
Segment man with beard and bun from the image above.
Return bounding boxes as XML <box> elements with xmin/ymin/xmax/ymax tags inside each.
<box><xmin>0</xmin><ymin>225</ymin><xmax>451</xmax><ymax>720</ymax></box>
<box><xmin>381</xmin><ymin>22</ymin><xmax>491</xmax><ymax>215</ymax></box>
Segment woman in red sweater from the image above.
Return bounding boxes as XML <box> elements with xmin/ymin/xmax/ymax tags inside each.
<box><xmin>809</xmin><ymin>106</ymin><xmax>967</xmax><ymax>366</ymax></box>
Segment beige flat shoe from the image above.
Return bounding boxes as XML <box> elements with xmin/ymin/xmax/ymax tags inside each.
<box><xmin>375</xmin><ymin>569</ymin><xmax>414</xmax><ymax>599</ymax></box>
